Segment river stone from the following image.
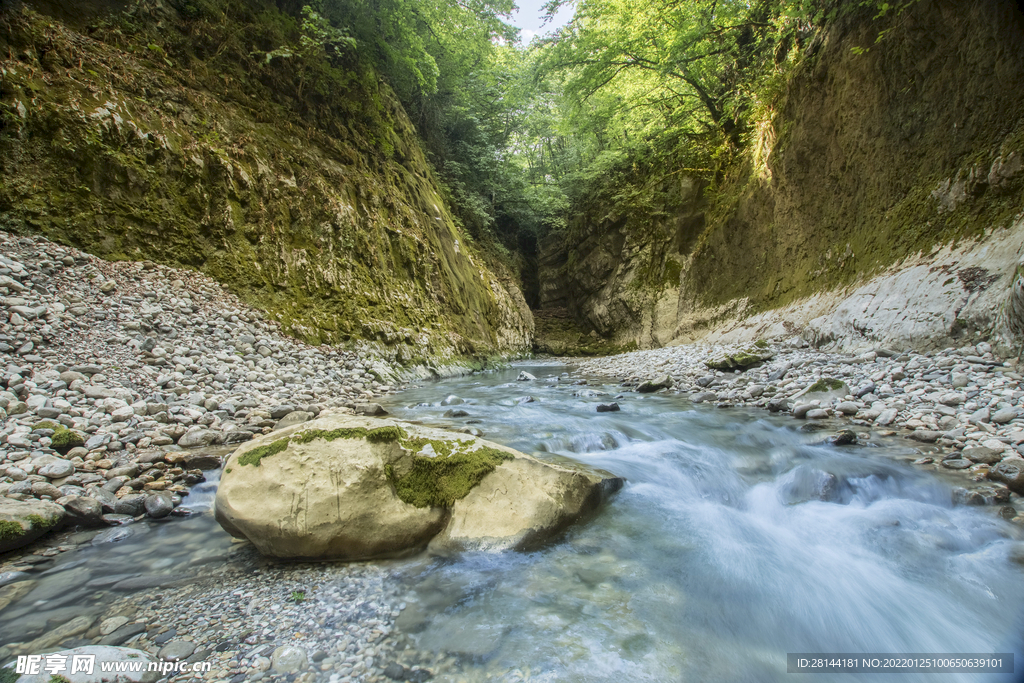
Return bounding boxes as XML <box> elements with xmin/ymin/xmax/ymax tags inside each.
<box><xmin>85</xmin><ymin>432</ymin><xmax>112</xmax><ymax>450</ymax></box>
<box><xmin>516</xmin><ymin>371</ymin><xmax>536</xmax><ymax>381</ymax></box>
<box><xmin>99</xmin><ymin>616</ymin><xmax>130</xmax><ymax>635</ymax></box>
<box><xmin>991</xmin><ymin>408</ymin><xmax>1018</xmax><ymax>424</ymax></box>
<box><xmin>216</xmin><ymin>415</ymin><xmax>623</xmax><ymax>560</ymax></box>
<box><xmin>177</xmin><ymin>428</ymin><xmax>221</xmax><ymax>448</ymax></box>
<box><xmin>60</xmin><ymin>495</ymin><xmax>104</xmax><ymax>526</ymax></box>
<box><xmin>793</xmin><ymin>403</ymin><xmax>816</xmax><ymax>419</ymax></box>
<box><xmin>962</xmin><ymin>446</ymin><xmax>1003</xmax><ymax>464</ymax></box>
<box><xmin>636</xmin><ymin>375</ymin><xmax>673</xmax><ymax>393</ymax></box>
<box><xmin>352</xmin><ymin>402</ymin><xmax>387</xmax><ymax>416</ymax></box>
<box><xmin>159</xmin><ymin>639</ymin><xmax>196</xmax><ymax>661</ymax></box>
<box><xmin>20</xmin><ymin>615</ymin><xmax>95</xmax><ymax>652</ymax></box>
<box><xmin>115</xmin><ymin>494</ymin><xmax>147</xmax><ymax>516</ymax></box>
<box><xmin>269</xmin><ymin>404</ymin><xmax>296</xmax><ymax>419</ymax></box>
<box><xmin>875</xmin><ymin>409</ymin><xmax>898</xmax><ymax>426</ymax></box>
<box><xmin>909</xmin><ymin>430</ymin><xmax>941</xmax><ymax>443</ymax></box>
<box><xmin>275</xmin><ymin>410</ymin><xmax>312</xmax><ymax>430</ymax></box>
<box><xmin>440</xmin><ymin>395</ymin><xmax>464</xmax><ymax>406</ymax></box>
<box><xmin>705</xmin><ymin>347</ymin><xmax>774</xmax><ymax>371</ymax></box>
<box><xmin>988</xmin><ymin>459</ymin><xmax>1024</xmax><ymax>495</ymax></box>
<box><xmin>0</xmin><ymin>498</ymin><xmax>65</xmax><ymax>552</ymax></box>
<box><xmin>167</xmin><ymin>452</ymin><xmax>222</xmax><ymax>470</ymax></box>
<box><xmin>795</xmin><ymin>379</ymin><xmax>850</xmax><ymax>407</ymax></box>
<box><xmin>942</xmin><ymin>459</ymin><xmax>973</xmax><ymax>470</ymax></box>
<box><xmin>271</xmin><ymin>645</ymin><xmax>308</xmax><ymax>673</ymax></box>
<box><xmin>144</xmin><ymin>494</ymin><xmax>173</xmax><ymax>518</ymax></box>
<box><xmin>835</xmin><ymin>402</ymin><xmax>859</xmax><ymax>415</ymax></box>
<box><xmin>596</xmin><ymin>403</ymin><xmax>620</xmax><ymax>412</ymax></box>
<box><xmin>779</xmin><ymin>468</ymin><xmax>838</xmax><ymax>504</ymax></box>
<box><xmin>92</xmin><ymin>526</ymin><xmax>135</xmax><ymax>544</ymax></box>
<box><xmin>98</xmin><ymin>621</ymin><xmax>148</xmax><ymax>645</ymax></box>
<box><xmin>2</xmin><ymin>645</ymin><xmax>160</xmax><ymax>682</ymax></box>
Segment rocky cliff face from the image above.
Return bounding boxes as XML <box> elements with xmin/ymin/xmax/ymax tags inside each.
<box><xmin>543</xmin><ymin>0</ymin><xmax>1024</xmax><ymax>353</ymax></box>
<box><xmin>0</xmin><ymin>0</ymin><xmax>533</xmax><ymax>364</ymax></box>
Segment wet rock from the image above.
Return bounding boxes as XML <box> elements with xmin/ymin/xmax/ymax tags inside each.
<box><xmin>144</xmin><ymin>494</ymin><xmax>173</xmax><ymax>519</ymax></box>
<box><xmin>942</xmin><ymin>459</ymin><xmax>973</xmax><ymax>470</ymax></box>
<box><xmin>908</xmin><ymin>430</ymin><xmax>940</xmax><ymax>443</ymax></box>
<box><xmin>988</xmin><ymin>460</ymin><xmax>1024</xmax><ymax>495</ymax></box>
<box><xmin>835</xmin><ymin>401</ymin><xmax>859</xmax><ymax>415</ymax></box>
<box><xmin>636</xmin><ymin>375</ymin><xmax>672</xmax><ymax>393</ymax></box>
<box><xmin>779</xmin><ymin>468</ymin><xmax>839</xmax><ymax>504</ymax></box>
<box><xmin>440</xmin><ymin>395</ymin><xmax>464</xmax><ymax>406</ymax></box>
<box><xmin>92</xmin><ymin>526</ymin><xmax>135</xmax><ymax>544</ymax></box>
<box><xmin>516</xmin><ymin>371</ymin><xmax>536</xmax><ymax>381</ymax></box>
<box><xmin>219</xmin><ymin>415</ymin><xmax>623</xmax><ymax>560</ymax></box>
<box><xmin>829</xmin><ymin>429</ymin><xmax>858</xmax><ymax>446</ymax></box>
<box><xmin>271</xmin><ymin>645</ymin><xmax>308</xmax><ymax>673</ymax></box>
<box><xmin>98</xmin><ymin>622</ymin><xmax>149</xmax><ymax>646</ymax></box>
<box><xmin>962</xmin><ymin>446</ymin><xmax>1003</xmax><ymax>464</ymax></box>
<box><xmin>59</xmin><ymin>495</ymin><xmax>104</xmax><ymax>527</ymax></box>
<box><xmin>442</xmin><ymin>409</ymin><xmax>469</xmax><ymax>418</ymax></box>
<box><xmin>596</xmin><ymin>403</ymin><xmax>620</xmax><ymax>412</ymax></box>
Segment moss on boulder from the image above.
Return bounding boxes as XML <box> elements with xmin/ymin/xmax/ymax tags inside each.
<box><xmin>0</xmin><ymin>498</ymin><xmax>66</xmax><ymax>553</ymax></box>
<box><xmin>215</xmin><ymin>413</ymin><xmax>623</xmax><ymax>560</ymax></box>
<box><xmin>386</xmin><ymin>445</ymin><xmax>513</xmax><ymax>508</ymax></box>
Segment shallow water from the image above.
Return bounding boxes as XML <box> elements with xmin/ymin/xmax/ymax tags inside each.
<box><xmin>3</xmin><ymin>363</ymin><xmax>1023</xmax><ymax>682</ymax></box>
<box><xmin>381</xmin><ymin>363</ymin><xmax>1024</xmax><ymax>682</ymax></box>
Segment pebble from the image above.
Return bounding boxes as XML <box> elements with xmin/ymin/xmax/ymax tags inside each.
<box><xmin>0</xmin><ymin>232</ymin><xmax>410</xmax><ymax>549</ymax></box>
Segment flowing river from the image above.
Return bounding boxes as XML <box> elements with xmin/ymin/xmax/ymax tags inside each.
<box><xmin>2</xmin><ymin>363</ymin><xmax>1023</xmax><ymax>682</ymax></box>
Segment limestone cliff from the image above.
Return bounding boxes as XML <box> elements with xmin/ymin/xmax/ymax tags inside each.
<box><xmin>0</xmin><ymin>0</ymin><xmax>533</xmax><ymax>363</ymax></box>
<box><xmin>543</xmin><ymin>0</ymin><xmax>1024</xmax><ymax>354</ymax></box>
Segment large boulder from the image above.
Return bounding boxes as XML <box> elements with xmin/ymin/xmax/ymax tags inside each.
<box><xmin>215</xmin><ymin>414</ymin><xmax>623</xmax><ymax>560</ymax></box>
<box><xmin>0</xmin><ymin>498</ymin><xmax>65</xmax><ymax>552</ymax></box>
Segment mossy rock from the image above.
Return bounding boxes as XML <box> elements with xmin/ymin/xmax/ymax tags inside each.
<box><xmin>215</xmin><ymin>414</ymin><xmax>623</xmax><ymax>560</ymax></box>
<box><xmin>50</xmin><ymin>426</ymin><xmax>85</xmax><ymax>454</ymax></box>
<box><xmin>705</xmin><ymin>347</ymin><xmax>774</xmax><ymax>371</ymax></box>
<box><xmin>0</xmin><ymin>498</ymin><xmax>66</xmax><ymax>553</ymax></box>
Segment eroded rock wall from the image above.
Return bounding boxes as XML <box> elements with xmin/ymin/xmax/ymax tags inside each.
<box><xmin>548</xmin><ymin>0</ymin><xmax>1024</xmax><ymax>353</ymax></box>
<box><xmin>0</xmin><ymin>0</ymin><xmax>533</xmax><ymax>362</ymax></box>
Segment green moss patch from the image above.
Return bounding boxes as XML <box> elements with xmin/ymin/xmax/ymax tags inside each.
<box><xmin>50</xmin><ymin>427</ymin><xmax>84</xmax><ymax>450</ymax></box>
<box><xmin>385</xmin><ymin>445</ymin><xmax>513</xmax><ymax>508</ymax></box>
<box><xmin>238</xmin><ymin>425</ymin><xmax>408</xmax><ymax>466</ymax></box>
<box><xmin>25</xmin><ymin>513</ymin><xmax>57</xmax><ymax>530</ymax></box>
<box><xmin>808</xmin><ymin>378</ymin><xmax>845</xmax><ymax>392</ymax></box>
<box><xmin>0</xmin><ymin>520</ymin><xmax>25</xmax><ymax>542</ymax></box>
<box><xmin>236</xmin><ymin>438</ymin><xmax>290</xmax><ymax>467</ymax></box>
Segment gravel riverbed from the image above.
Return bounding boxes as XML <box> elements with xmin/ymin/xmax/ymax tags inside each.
<box><xmin>2</xmin><ymin>230</ymin><xmax>1023</xmax><ymax>683</ymax></box>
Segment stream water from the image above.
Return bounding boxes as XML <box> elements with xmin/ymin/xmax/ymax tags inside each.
<box><xmin>3</xmin><ymin>363</ymin><xmax>1024</xmax><ymax>682</ymax></box>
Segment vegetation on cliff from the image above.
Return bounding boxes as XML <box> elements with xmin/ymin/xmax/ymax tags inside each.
<box><xmin>1</xmin><ymin>0</ymin><xmax>1021</xmax><ymax>355</ymax></box>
